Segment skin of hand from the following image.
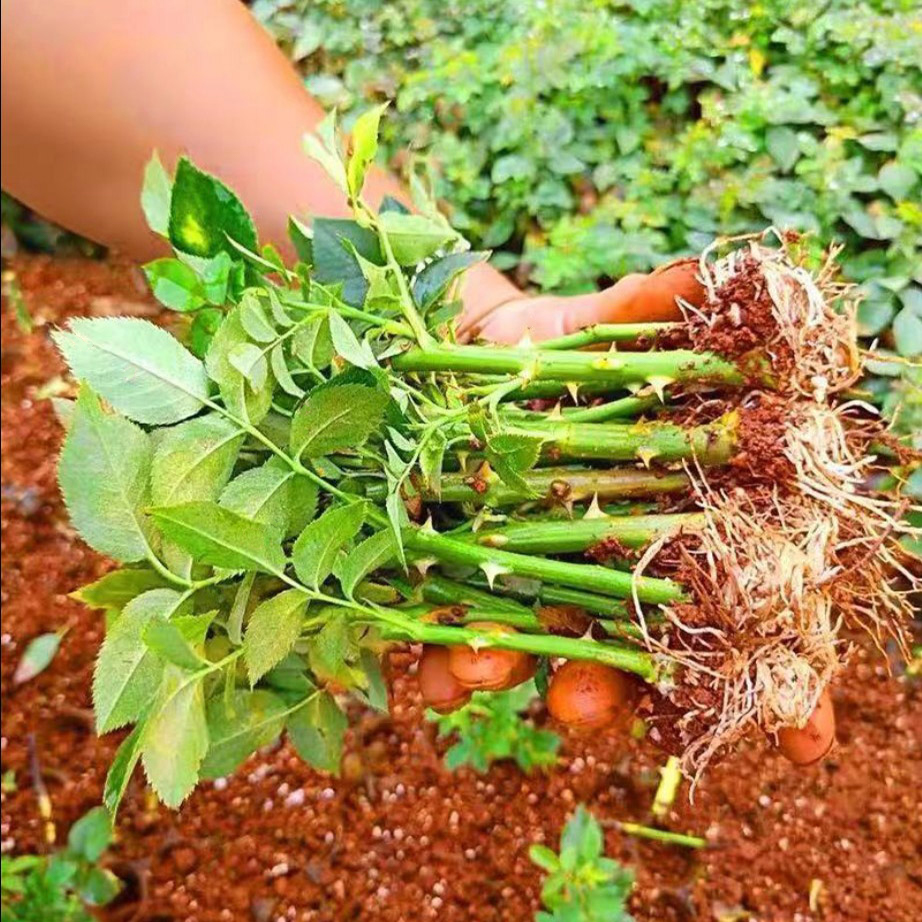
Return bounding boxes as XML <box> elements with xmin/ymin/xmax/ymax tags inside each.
<box><xmin>459</xmin><ymin>259</ymin><xmax>706</xmax><ymax>344</ymax></box>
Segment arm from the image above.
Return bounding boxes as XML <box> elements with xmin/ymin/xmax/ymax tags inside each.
<box><xmin>0</xmin><ymin>0</ymin><xmax>696</xmax><ymax>333</ymax></box>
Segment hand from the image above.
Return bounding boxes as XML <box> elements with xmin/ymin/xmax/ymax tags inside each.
<box><xmin>458</xmin><ymin>258</ymin><xmax>705</xmax><ymax>344</ymax></box>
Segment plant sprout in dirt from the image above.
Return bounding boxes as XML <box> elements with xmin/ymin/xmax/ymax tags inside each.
<box><xmin>51</xmin><ymin>108</ymin><xmax>919</xmax><ymax>809</ymax></box>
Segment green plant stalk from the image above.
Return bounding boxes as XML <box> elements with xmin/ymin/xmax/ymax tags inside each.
<box><xmin>465</xmin><ymin>574</ymin><xmax>631</xmax><ymax>617</ymax></box>
<box><xmin>396</xmin><ymin>601</ymin><xmax>544</xmax><ymax>632</ymax></box>
<box><xmin>392</xmin><ymin>343</ymin><xmax>744</xmax><ymax>387</ymax></box>
<box><xmin>514</xmin><ymin>413</ymin><xmax>737</xmax><ymax>464</ymax></box>
<box><xmin>563</xmin><ymin>394</ymin><xmax>661</xmax><ymax>422</ymax></box>
<box><xmin>406</xmin><ymin>527</ymin><xmax>684</xmax><ymax>604</ymax></box>
<box><xmin>474</xmin><ymin>512</ymin><xmax>703</xmax><ymax>553</ymax></box>
<box><xmin>616</xmin><ymin>821</ymin><xmax>706</xmax><ymax>849</ymax></box>
<box><xmin>538</xmin><ymin>322</ymin><xmax>678</xmax><ymax>350</ymax></box>
<box><xmin>368</xmin><ymin>466</ymin><xmax>690</xmax><ymax>507</ymax></box>
<box><xmin>379</xmin><ymin>619</ymin><xmax>658</xmax><ymax>680</ymax></box>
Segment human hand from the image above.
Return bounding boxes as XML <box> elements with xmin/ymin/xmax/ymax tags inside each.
<box><xmin>457</xmin><ymin>258</ymin><xmax>705</xmax><ymax>344</ymax></box>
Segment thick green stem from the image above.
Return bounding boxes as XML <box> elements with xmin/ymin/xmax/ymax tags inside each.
<box><xmin>465</xmin><ymin>574</ymin><xmax>631</xmax><ymax>617</ymax></box>
<box><xmin>367</xmin><ymin>465</ymin><xmax>690</xmax><ymax>507</ymax></box>
<box><xmin>474</xmin><ymin>512</ymin><xmax>703</xmax><ymax>554</ymax></box>
<box><xmin>538</xmin><ymin>322</ymin><xmax>678</xmax><ymax>350</ymax></box>
<box><xmin>515</xmin><ymin>413</ymin><xmax>738</xmax><ymax>464</ymax></box>
<box><xmin>563</xmin><ymin>395</ymin><xmax>661</xmax><ymax>423</ymax></box>
<box><xmin>392</xmin><ymin>343</ymin><xmax>743</xmax><ymax>388</ymax></box>
<box><xmin>406</xmin><ymin>527</ymin><xmax>684</xmax><ymax>604</ymax></box>
<box><xmin>379</xmin><ymin>619</ymin><xmax>658</xmax><ymax>680</ymax></box>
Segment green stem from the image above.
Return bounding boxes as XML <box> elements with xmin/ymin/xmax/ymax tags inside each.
<box><xmin>392</xmin><ymin>343</ymin><xmax>743</xmax><ymax>388</ymax></box>
<box><xmin>375</xmin><ymin>219</ymin><xmax>434</xmax><ymax>348</ymax></box>
<box><xmin>465</xmin><ymin>575</ymin><xmax>631</xmax><ymax>618</ymax></box>
<box><xmin>564</xmin><ymin>395</ymin><xmax>661</xmax><ymax>423</ymax></box>
<box><xmin>473</xmin><ymin>513</ymin><xmax>702</xmax><ymax>554</ymax></box>
<box><xmin>616</xmin><ymin>822</ymin><xmax>706</xmax><ymax>849</ymax></box>
<box><xmin>538</xmin><ymin>322</ymin><xmax>678</xmax><ymax>350</ymax></box>
<box><xmin>367</xmin><ymin>465</ymin><xmax>691</xmax><ymax>507</ymax></box>
<box><xmin>407</xmin><ymin>527</ymin><xmax>684</xmax><ymax>604</ymax></box>
<box><xmin>379</xmin><ymin>620</ymin><xmax>658</xmax><ymax>681</ymax></box>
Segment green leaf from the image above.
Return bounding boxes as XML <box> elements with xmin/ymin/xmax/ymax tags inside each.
<box><xmin>561</xmin><ymin>806</ymin><xmax>603</xmax><ymax>861</ymax></box>
<box><xmin>270</xmin><ymin>344</ymin><xmax>305</xmax><ymax>397</ymax></box>
<box><xmin>529</xmin><ymin>844</ymin><xmax>560</xmax><ymax>873</ymax></box>
<box><xmin>143</xmin><ymin>617</ymin><xmax>208</xmax><ymax>671</ymax></box>
<box><xmin>103</xmin><ymin>721</ymin><xmax>146</xmax><ymax>815</ymax></box>
<box><xmin>93</xmin><ymin>589</ymin><xmax>190</xmax><ymax>733</ymax></box>
<box><xmin>312</xmin><ymin>218</ymin><xmax>382</xmax><ymax>305</ymax></box>
<box><xmin>205</xmin><ymin>306</ymin><xmax>274</xmax><ymax>424</ymax></box>
<box><xmin>327</xmin><ymin>310</ymin><xmax>377</xmax><ymax>368</ymax></box>
<box><xmin>141</xmin><ymin>665</ymin><xmax>209</xmax><ymax>808</ymax></box>
<box><xmin>765</xmin><ymin>126</ymin><xmax>800</xmax><ymax>172</ymax></box>
<box><xmin>347</xmin><ymin>103</ymin><xmax>387</xmax><ymax>200</ymax></box>
<box><xmin>243</xmin><ymin>589</ymin><xmax>310</xmax><ymax>684</ymax></box>
<box><xmin>53</xmin><ymin>317</ymin><xmax>210</xmax><ymax>425</ymax></box>
<box><xmin>67</xmin><ymin>807</ymin><xmax>112</xmax><ymax>863</ymax></box>
<box><xmin>338</xmin><ymin>529</ymin><xmax>396</xmax><ymax>596</ymax></box>
<box><xmin>413</xmin><ymin>251</ymin><xmax>487</xmax><ymax>310</ymax></box>
<box><xmin>58</xmin><ymin>387</ymin><xmax>153</xmax><ymax>562</ymax></box>
<box><xmin>144</xmin><ymin>258</ymin><xmax>205</xmax><ymax>312</ymax></box>
<box><xmin>79</xmin><ymin>866</ymin><xmax>122</xmax><ymax>907</ymax></box>
<box><xmin>168</xmin><ymin>157</ymin><xmax>257</xmax><ymax>257</ymax></box>
<box><xmin>419</xmin><ymin>430</ymin><xmax>447</xmax><ymax>497</ymax></box>
<box><xmin>303</xmin><ymin>110</ymin><xmax>349</xmax><ymax>194</ymax></box>
<box><xmin>288</xmin><ymin>216</ymin><xmax>313</xmax><ymax>263</ymax></box>
<box><xmin>152</xmin><ymin>413</ymin><xmax>243</xmax><ymax>506</ymax></box>
<box><xmin>307</xmin><ymin>614</ymin><xmax>359</xmax><ymax>686</ymax></box>
<box><xmin>287</xmin><ymin>691</ymin><xmax>346</xmax><ymax>774</ymax></box>
<box><xmin>220</xmin><ymin>459</ymin><xmax>318</xmax><ymax>537</ymax></box>
<box><xmin>292</xmin><ymin>316</ymin><xmax>334</xmax><ymax>369</ymax></box>
<box><xmin>73</xmin><ymin>568</ymin><xmax>170</xmax><ymax>613</ymax></box>
<box><xmin>290</xmin><ymin>383</ymin><xmax>387</xmax><ymax>459</ymax></box>
<box><xmin>378</xmin><ymin>212</ymin><xmax>454</xmax><ymax>265</ymax></box>
<box><xmin>200</xmin><ymin>689</ymin><xmax>288</xmax><ymax>778</ymax></box>
<box><xmin>487</xmin><ymin>432</ymin><xmax>543</xmax><ymax>495</ymax></box>
<box><xmin>12</xmin><ymin>632</ymin><xmax>61</xmax><ymax>685</ymax></box>
<box><xmin>141</xmin><ymin>152</ymin><xmax>172</xmax><ymax>236</ymax></box>
<box><xmin>878</xmin><ymin>162</ymin><xmax>918</xmax><ymax>201</ymax></box>
<box><xmin>150</xmin><ymin>502</ymin><xmax>287</xmax><ymax>574</ymax></box>
<box><xmin>358</xmin><ymin>649</ymin><xmax>388</xmax><ymax>711</ymax></box>
<box><xmin>228</xmin><ymin>342</ymin><xmax>269</xmax><ymax>391</ymax></box>
<box><xmin>239</xmin><ymin>291</ymin><xmax>278</xmax><ymax>342</ymax></box>
<box><xmin>893</xmin><ymin>306</ymin><xmax>922</xmax><ymax>357</ymax></box>
<box><xmin>292</xmin><ymin>502</ymin><xmax>366</xmax><ymax>588</ymax></box>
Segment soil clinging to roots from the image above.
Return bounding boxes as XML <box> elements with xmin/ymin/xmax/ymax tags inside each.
<box><xmin>638</xmin><ymin>232</ymin><xmax>920</xmax><ymax>782</ymax></box>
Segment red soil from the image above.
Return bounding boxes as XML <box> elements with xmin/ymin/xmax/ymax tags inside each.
<box><xmin>2</xmin><ymin>256</ymin><xmax>921</xmax><ymax>922</ymax></box>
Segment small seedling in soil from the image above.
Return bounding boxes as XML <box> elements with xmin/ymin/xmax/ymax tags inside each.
<box><xmin>529</xmin><ymin>805</ymin><xmax>634</xmax><ymax>922</ymax></box>
<box><xmin>429</xmin><ymin>679</ymin><xmax>560</xmax><ymax>773</ymax></box>
<box><xmin>0</xmin><ymin>807</ymin><xmax>121</xmax><ymax>921</ymax></box>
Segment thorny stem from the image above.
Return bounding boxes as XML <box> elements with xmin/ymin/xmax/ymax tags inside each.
<box><xmin>407</xmin><ymin>526</ymin><xmax>684</xmax><ymax>604</ymax></box>
<box><xmin>392</xmin><ymin>343</ymin><xmax>744</xmax><ymax>388</ymax></box>
<box><xmin>538</xmin><ymin>322</ymin><xmax>679</xmax><ymax>350</ymax></box>
<box><xmin>563</xmin><ymin>394</ymin><xmax>661</xmax><ymax>423</ymax></box>
<box><xmin>473</xmin><ymin>512</ymin><xmax>703</xmax><ymax>554</ymax></box>
<box><xmin>366</xmin><ymin>465</ymin><xmax>691</xmax><ymax>507</ymax></box>
<box><xmin>465</xmin><ymin>575</ymin><xmax>632</xmax><ymax>618</ymax></box>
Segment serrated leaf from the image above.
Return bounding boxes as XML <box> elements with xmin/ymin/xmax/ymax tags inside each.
<box><xmin>347</xmin><ymin>103</ymin><xmax>387</xmax><ymax>200</ymax></box>
<box><xmin>103</xmin><ymin>721</ymin><xmax>146</xmax><ymax>815</ymax></box>
<box><xmin>419</xmin><ymin>430</ymin><xmax>447</xmax><ymax>497</ymax></box>
<box><xmin>287</xmin><ymin>691</ymin><xmax>346</xmax><ymax>774</ymax></box>
<box><xmin>12</xmin><ymin>633</ymin><xmax>61</xmax><ymax>685</ymax></box>
<box><xmin>292</xmin><ymin>315</ymin><xmax>334</xmax><ymax>369</ymax></box>
<box><xmin>58</xmin><ymin>387</ymin><xmax>153</xmax><ymax>562</ymax></box>
<box><xmin>328</xmin><ymin>309</ymin><xmax>378</xmax><ymax>368</ymax></box>
<box><xmin>228</xmin><ymin>342</ymin><xmax>269</xmax><ymax>391</ymax></box>
<box><xmin>220</xmin><ymin>458</ymin><xmax>318</xmax><ymax>537</ymax></box>
<box><xmin>152</xmin><ymin>413</ymin><xmax>243</xmax><ymax>507</ymax></box>
<box><xmin>378</xmin><ymin>212</ymin><xmax>454</xmax><ymax>266</ymax></box>
<box><xmin>243</xmin><ymin>589</ymin><xmax>310</xmax><ymax>684</ymax></box>
<box><xmin>303</xmin><ymin>110</ymin><xmax>348</xmax><ymax>194</ymax></box>
<box><xmin>270</xmin><ymin>343</ymin><xmax>305</xmax><ymax>397</ymax></box>
<box><xmin>312</xmin><ymin>218</ymin><xmax>382</xmax><ymax>306</ymax></box>
<box><xmin>150</xmin><ymin>502</ymin><xmax>286</xmax><ymax>574</ymax></box>
<box><xmin>292</xmin><ymin>502</ymin><xmax>366</xmax><ymax>588</ymax></box>
<box><xmin>205</xmin><ymin>306</ymin><xmax>274</xmax><ymax>424</ymax></box>
<box><xmin>53</xmin><ymin>317</ymin><xmax>210</xmax><ymax>425</ymax></box>
<box><xmin>144</xmin><ymin>258</ymin><xmax>205</xmax><ymax>312</ymax></box>
<box><xmin>200</xmin><ymin>689</ymin><xmax>288</xmax><ymax>778</ymax></box>
<box><xmin>487</xmin><ymin>433</ymin><xmax>543</xmax><ymax>495</ymax></box>
<box><xmin>168</xmin><ymin>157</ymin><xmax>257</xmax><ymax>257</ymax></box>
<box><xmin>338</xmin><ymin>529</ymin><xmax>397</xmax><ymax>596</ymax></box>
<box><xmin>73</xmin><ymin>568</ymin><xmax>170</xmax><ymax>613</ymax></box>
<box><xmin>141</xmin><ymin>665</ymin><xmax>209</xmax><ymax>808</ymax></box>
<box><xmin>290</xmin><ymin>383</ymin><xmax>387</xmax><ymax>459</ymax></box>
<box><xmin>93</xmin><ymin>589</ymin><xmax>191</xmax><ymax>733</ymax></box>
<box><xmin>141</xmin><ymin>152</ymin><xmax>172</xmax><ymax>236</ymax></box>
<box><xmin>239</xmin><ymin>291</ymin><xmax>278</xmax><ymax>342</ymax></box>
<box><xmin>413</xmin><ymin>251</ymin><xmax>487</xmax><ymax>310</ymax></box>
<box><xmin>307</xmin><ymin>614</ymin><xmax>358</xmax><ymax>686</ymax></box>
<box><xmin>142</xmin><ymin>616</ymin><xmax>208</xmax><ymax>671</ymax></box>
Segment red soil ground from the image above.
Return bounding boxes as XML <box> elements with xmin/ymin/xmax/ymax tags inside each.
<box><xmin>2</xmin><ymin>255</ymin><xmax>920</xmax><ymax>922</ymax></box>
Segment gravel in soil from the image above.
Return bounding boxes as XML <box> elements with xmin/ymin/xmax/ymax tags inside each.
<box><xmin>2</xmin><ymin>256</ymin><xmax>921</xmax><ymax>922</ymax></box>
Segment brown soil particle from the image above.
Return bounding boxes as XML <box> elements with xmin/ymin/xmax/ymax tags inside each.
<box><xmin>2</xmin><ymin>256</ymin><xmax>921</xmax><ymax>922</ymax></box>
